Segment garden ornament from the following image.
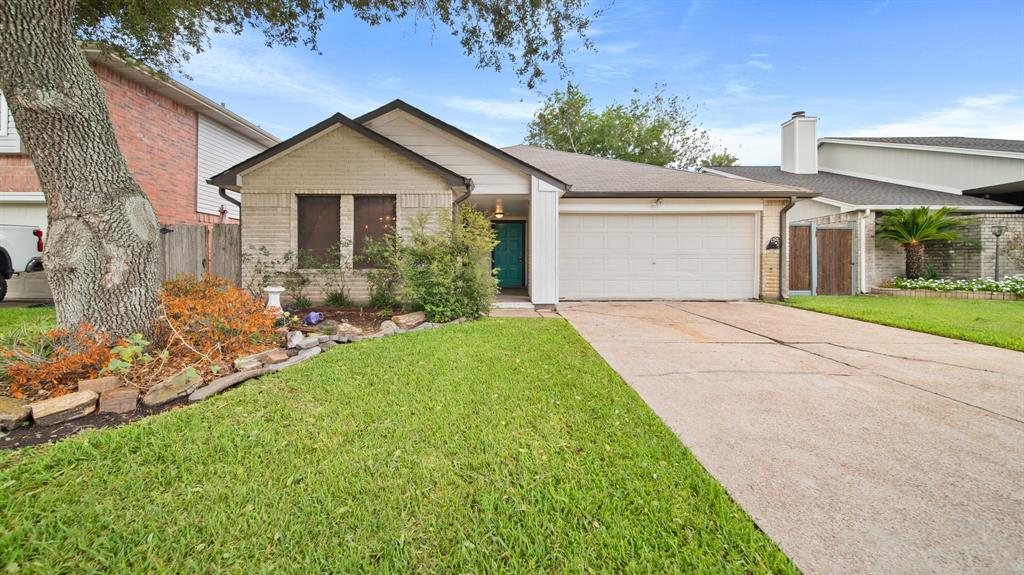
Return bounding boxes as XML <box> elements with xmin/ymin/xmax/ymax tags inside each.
<box><xmin>303</xmin><ymin>311</ymin><xmax>325</xmax><ymax>326</ymax></box>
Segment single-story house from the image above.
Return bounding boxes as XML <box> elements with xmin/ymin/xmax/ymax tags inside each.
<box><xmin>703</xmin><ymin>113</ymin><xmax>1023</xmax><ymax>293</ymax></box>
<box><xmin>208</xmin><ymin>100</ymin><xmax>815</xmax><ymax>307</ymax></box>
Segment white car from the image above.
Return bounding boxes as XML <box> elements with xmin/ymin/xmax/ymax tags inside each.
<box><xmin>0</xmin><ymin>224</ymin><xmax>45</xmax><ymax>302</ymax></box>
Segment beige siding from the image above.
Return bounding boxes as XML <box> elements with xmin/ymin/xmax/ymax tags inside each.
<box><xmin>0</xmin><ymin>93</ymin><xmax>22</xmax><ymax>154</ymax></box>
<box><xmin>788</xmin><ymin>198</ymin><xmax>842</xmax><ymax>222</ymax></box>
<box><xmin>819</xmin><ymin>142</ymin><xmax>1024</xmax><ymax>193</ymax></box>
<box><xmin>197</xmin><ymin>115</ymin><xmax>267</xmax><ymax>218</ymax></box>
<box><xmin>239</xmin><ymin>123</ymin><xmax>453</xmax><ymax>303</ymax></box>
<box><xmin>364</xmin><ymin>111</ymin><xmax>531</xmax><ymax>195</ymax></box>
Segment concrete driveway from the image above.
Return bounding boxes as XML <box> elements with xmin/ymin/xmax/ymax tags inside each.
<box><xmin>560</xmin><ymin>301</ymin><xmax>1024</xmax><ymax>575</ymax></box>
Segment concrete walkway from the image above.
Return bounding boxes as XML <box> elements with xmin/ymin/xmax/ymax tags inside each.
<box><xmin>560</xmin><ymin>301</ymin><xmax>1024</xmax><ymax>575</ymax></box>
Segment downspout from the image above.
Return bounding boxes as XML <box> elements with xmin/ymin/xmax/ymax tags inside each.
<box><xmin>859</xmin><ymin>209</ymin><xmax>871</xmax><ymax>293</ymax></box>
<box><xmin>778</xmin><ymin>196</ymin><xmax>799</xmax><ymax>300</ymax></box>
<box><xmin>218</xmin><ymin>187</ymin><xmax>241</xmax><ymax>208</ymax></box>
<box><xmin>452</xmin><ymin>179</ymin><xmax>475</xmax><ymax>222</ymax></box>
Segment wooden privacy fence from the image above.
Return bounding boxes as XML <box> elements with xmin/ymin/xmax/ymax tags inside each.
<box><xmin>159</xmin><ymin>224</ymin><xmax>241</xmax><ymax>285</ymax></box>
<box><xmin>789</xmin><ymin>222</ymin><xmax>856</xmax><ymax>296</ymax></box>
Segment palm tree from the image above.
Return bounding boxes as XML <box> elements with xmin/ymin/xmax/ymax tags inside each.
<box><xmin>876</xmin><ymin>207</ymin><xmax>971</xmax><ymax>279</ymax></box>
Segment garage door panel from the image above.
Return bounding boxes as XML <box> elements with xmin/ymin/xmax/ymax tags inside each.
<box><xmin>560</xmin><ymin>213</ymin><xmax>757</xmax><ymax>300</ymax></box>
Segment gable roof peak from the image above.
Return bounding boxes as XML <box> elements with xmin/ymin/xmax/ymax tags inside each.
<box><xmin>207</xmin><ymin>111</ymin><xmax>472</xmax><ymax>191</ymax></box>
<box><xmin>356</xmin><ymin>100</ymin><xmax>570</xmax><ymax>191</ymax></box>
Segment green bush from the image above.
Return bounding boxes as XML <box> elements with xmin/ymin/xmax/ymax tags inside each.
<box><xmin>361</xmin><ymin>233</ymin><xmax>403</xmax><ymax>311</ymax></box>
<box><xmin>360</xmin><ymin>207</ymin><xmax>499</xmax><ymax>322</ymax></box>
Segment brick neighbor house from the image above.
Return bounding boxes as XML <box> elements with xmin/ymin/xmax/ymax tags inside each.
<box><xmin>0</xmin><ymin>48</ymin><xmax>278</xmax><ymax>232</ymax></box>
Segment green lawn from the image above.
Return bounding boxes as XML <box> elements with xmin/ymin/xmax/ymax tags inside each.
<box><xmin>0</xmin><ymin>306</ymin><xmax>55</xmax><ymax>337</ymax></box>
<box><xmin>0</xmin><ymin>317</ymin><xmax>795</xmax><ymax>574</ymax></box>
<box><xmin>787</xmin><ymin>296</ymin><xmax>1024</xmax><ymax>351</ymax></box>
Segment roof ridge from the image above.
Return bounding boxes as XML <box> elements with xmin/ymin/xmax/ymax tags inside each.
<box><xmin>355</xmin><ymin>102</ymin><xmax>569</xmax><ymax>190</ymax></box>
<box><xmin>503</xmin><ymin>144</ymin><xmax>703</xmax><ymax>175</ymax></box>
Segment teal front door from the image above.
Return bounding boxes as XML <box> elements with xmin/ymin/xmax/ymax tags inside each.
<box><xmin>493</xmin><ymin>222</ymin><xmax>524</xmax><ymax>288</ymax></box>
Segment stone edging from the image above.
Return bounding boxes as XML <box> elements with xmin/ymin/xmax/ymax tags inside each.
<box><xmin>0</xmin><ymin>312</ymin><xmax>464</xmax><ymax>433</ymax></box>
<box><xmin>870</xmin><ymin>286</ymin><xmax>1020</xmax><ymax>301</ymax></box>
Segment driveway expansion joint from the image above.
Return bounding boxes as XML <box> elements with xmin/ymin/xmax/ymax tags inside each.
<box><xmin>560</xmin><ymin>301</ymin><xmax>1024</xmax><ymax>574</ymax></box>
<box><xmin>665</xmin><ymin>303</ymin><xmax>1022</xmax><ymax>424</ymax></box>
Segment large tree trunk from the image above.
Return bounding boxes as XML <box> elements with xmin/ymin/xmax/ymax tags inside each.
<box><xmin>904</xmin><ymin>242</ymin><xmax>926</xmax><ymax>279</ymax></box>
<box><xmin>0</xmin><ymin>0</ymin><xmax>160</xmax><ymax>336</ymax></box>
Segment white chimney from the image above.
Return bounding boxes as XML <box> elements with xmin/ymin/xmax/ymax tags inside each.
<box><xmin>780</xmin><ymin>111</ymin><xmax>818</xmax><ymax>174</ymax></box>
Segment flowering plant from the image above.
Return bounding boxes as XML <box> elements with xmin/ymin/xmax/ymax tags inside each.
<box><xmin>884</xmin><ymin>276</ymin><xmax>1024</xmax><ymax>297</ymax></box>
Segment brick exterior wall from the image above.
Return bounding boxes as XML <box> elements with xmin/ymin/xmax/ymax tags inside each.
<box><xmin>94</xmin><ymin>63</ymin><xmax>199</xmax><ymax>224</ymax></box>
<box><xmin>974</xmin><ymin>214</ymin><xmax>1023</xmax><ymax>279</ymax></box>
<box><xmin>0</xmin><ymin>155</ymin><xmax>40</xmax><ymax>192</ymax></box>
<box><xmin>905</xmin><ymin>214</ymin><xmax>1024</xmax><ymax>280</ymax></box>
<box><xmin>760</xmin><ymin>199</ymin><xmax>786</xmax><ymax>299</ymax></box>
<box><xmin>796</xmin><ymin>211</ymin><xmax>1024</xmax><ymax>290</ymax></box>
<box><xmin>239</xmin><ymin>124</ymin><xmax>454</xmax><ymax>304</ymax></box>
<box><xmin>1</xmin><ymin>62</ymin><xmax>212</xmax><ymax>226</ymax></box>
<box><xmin>871</xmin><ymin>214</ymin><xmax>906</xmax><ymax>286</ymax></box>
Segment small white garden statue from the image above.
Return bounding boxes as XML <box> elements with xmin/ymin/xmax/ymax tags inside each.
<box><xmin>264</xmin><ymin>285</ymin><xmax>285</xmax><ymax>312</ymax></box>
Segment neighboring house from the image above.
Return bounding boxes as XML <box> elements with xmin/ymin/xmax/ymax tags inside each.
<box><xmin>704</xmin><ymin>113</ymin><xmax>1024</xmax><ymax>294</ymax></box>
<box><xmin>209</xmin><ymin>100</ymin><xmax>815</xmax><ymax>306</ymax></box>
<box><xmin>0</xmin><ymin>48</ymin><xmax>278</xmax><ymax>233</ymax></box>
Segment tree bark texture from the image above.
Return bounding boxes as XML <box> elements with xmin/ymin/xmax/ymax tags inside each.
<box><xmin>0</xmin><ymin>0</ymin><xmax>160</xmax><ymax>336</ymax></box>
<box><xmin>904</xmin><ymin>242</ymin><xmax>926</xmax><ymax>279</ymax></box>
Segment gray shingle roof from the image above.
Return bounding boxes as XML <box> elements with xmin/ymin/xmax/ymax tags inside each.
<box><xmin>501</xmin><ymin>146</ymin><xmax>814</xmax><ymax>197</ymax></box>
<box><xmin>709</xmin><ymin>166</ymin><xmax>1018</xmax><ymax>209</ymax></box>
<box><xmin>824</xmin><ymin>137</ymin><xmax>1024</xmax><ymax>154</ymax></box>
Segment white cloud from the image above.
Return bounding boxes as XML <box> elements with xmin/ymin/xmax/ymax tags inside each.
<box><xmin>747</xmin><ymin>60</ymin><xmax>773</xmax><ymax>70</ymax></box>
<box><xmin>180</xmin><ymin>34</ymin><xmax>382</xmax><ymax>118</ymax></box>
<box><xmin>958</xmin><ymin>94</ymin><xmax>1018</xmax><ymax>108</ymax></box>
<box><xmin>847</xmin><ymin>94</ymin><xmax>1024</xmax><ymax>139</ymax></box>
<box><xmin>438</xmin><ymin>96</ymin><xmax>538</xmax><ymax>121</ymax></box>
<box><xmin>598</xmin><ymin>40</ymin><xmax>642</xmax><ymax>55</ymax></box>
<box><xmin>706</xmin><ymin>122</ymin><xmax>780</xmax><ymax>165</ymax></box>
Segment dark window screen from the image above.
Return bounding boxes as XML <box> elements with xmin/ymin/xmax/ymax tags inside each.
<box><xmin>354</xmin><ymin>196</ymin><xmax>396</xmax><ymax>268</ymax></box>
<box><xmin>297</xmin><ymin>196</ymin><xmax>340</xmax><ymax>265</ymax></box>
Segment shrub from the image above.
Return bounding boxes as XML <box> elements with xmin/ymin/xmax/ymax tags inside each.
<box><xmin>324</xmin><ymin>291</ymin><xmax>352</xmax><ymax>308</ymax></box>
<box><xmin>0</xmin><ymin>323</ymin><xmax>112</xmax><ymax>398</ymax></box>
<box><xmin>311</xmin><ymin>241</ymin><xmax>354</xmax><ymax>307</ymax></box>
<box><xmin>361</xmin><ymin>233</ymin><xmax>403</xmax><ymax>311</ymax></box>
<box><xmin>158</xmin><ymin>275</ymin><xmax>277</xmax><ymax>367</ymax></box>
<box><xmin>399</xmin><ymin>208</ymin><xmax>499</xmax><ymax>322</ymax></box>
<box><xmin>359</xmin><ymin>207</ymin><xmax>498</xmax><ymax>321</ymax></box>
<box><xmin>241</xmin><ymin>245</ymin><xmax>287</xmax><ymax>299</ymax></box>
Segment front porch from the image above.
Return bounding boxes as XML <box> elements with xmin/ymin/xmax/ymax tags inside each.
<box><xmin>467</xmin><ymin>194</ymin><xmax>540</xmax><ymax>308</ymax></box>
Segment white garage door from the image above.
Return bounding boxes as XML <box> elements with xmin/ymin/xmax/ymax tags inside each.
<box><xmin>559</xmin><ymin>213</ymin><xmax>757</xmax><ymax>300</ymax></box>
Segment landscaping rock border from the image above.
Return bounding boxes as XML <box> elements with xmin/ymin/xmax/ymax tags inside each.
<box><xmin>870</xmin><ymin>286</ymin><xmax>1020</xmax><ymax>300</ymax></box>
<box><xmin>1</xmin><ymin>316</ymin><xmax>470</xmax><ymax>441</ymax></box>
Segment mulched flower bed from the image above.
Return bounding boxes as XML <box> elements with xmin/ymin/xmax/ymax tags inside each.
<box><xmin>1</xmin><ymin>396</ymin><xmax>187</xmax><ymax>449</ymax></box>
<box><xmin>290</xmin><ymin>306</ymin><xmax>388</xmax><ymax>333</ymax></box>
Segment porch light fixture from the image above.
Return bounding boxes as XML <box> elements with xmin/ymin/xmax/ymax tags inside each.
<box><xmin>992</xmin><ymin>225</ymin><xmax>1007</xmax><ymax>280</ymax></box>
<box><xmin>494</xmin><ymin>199</ymin><xmax>504</xmax><ymax>219</ymax></box>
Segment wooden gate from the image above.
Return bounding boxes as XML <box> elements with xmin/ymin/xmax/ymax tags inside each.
<box><xmin>210</xmin><ymin>224</ymin><xmax>241</xmax><ymax>285</ymax></box>
<box><xmin>789</xmin><ymin>225</ymin><xmax>812</xmax><ymax>291</ymax></box>
<box><xmin>159</xmin><ymin>224</ymin><xmax>241</xmax><ymax>284</ymax></box>
<box><xmin>788</xmin><ymin>223</ymin><xmax>855</xmax><ymax>296</ymax></box>
<box><xmin>160</xmin><ymin>225</ymin><xmax>207</xmax><ymax>280</ymax></box>
<box><xmin>816</xmin><ymin>228</ymin><xmax>853</xmax><ymax>295</ymax></box>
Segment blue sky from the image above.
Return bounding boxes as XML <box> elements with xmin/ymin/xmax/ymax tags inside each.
<box><xmin>179</xmin><ymin>0</ymin><xmax>1024</xmax><ymax>165</ymax></box>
